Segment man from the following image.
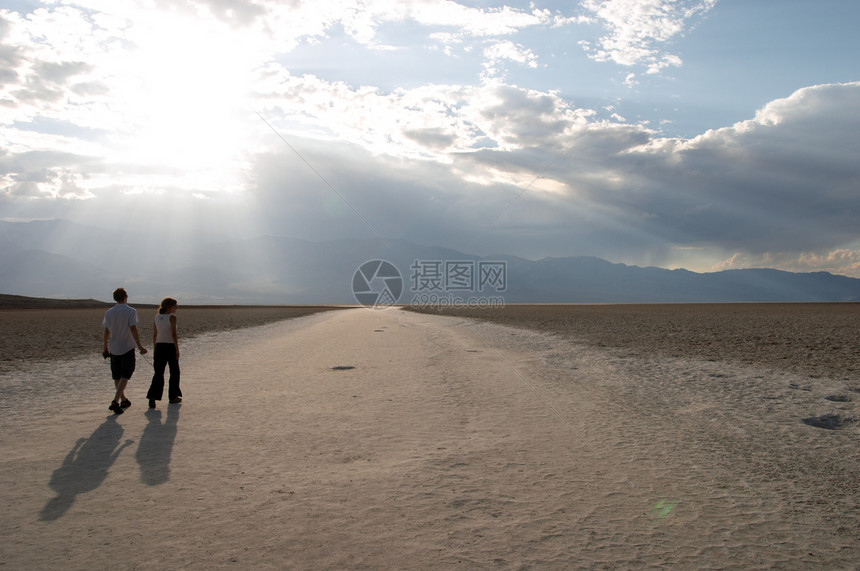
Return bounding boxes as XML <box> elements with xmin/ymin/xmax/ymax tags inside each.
<box><xmin>102</xmin><ymin>288</ymin><xmax>147</xmax><ymax>414</ymax></box>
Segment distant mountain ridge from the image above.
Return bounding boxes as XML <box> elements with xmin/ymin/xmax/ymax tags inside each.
<box><xmin>1</xmin><ymin>219</ymin><xmax>858</xmax><ymax>304</ymax></box>
<box><xmin>0</xmin><ymin>294</ymin><xmax>111</xmax><ymax>309</ymax></box>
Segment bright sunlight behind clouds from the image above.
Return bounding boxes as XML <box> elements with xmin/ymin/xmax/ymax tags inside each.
<box><xmin>1</xmin><ymin>0</ymin><xmax>859</xmax><ymax>278</ymax></box>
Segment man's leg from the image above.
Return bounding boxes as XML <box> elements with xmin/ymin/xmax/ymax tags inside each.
<box><xmin>113</xmin><ymin>378</ymin><xmax>129</xmax><ymax>403</ymax></box>
<box><xmin>113</xmin><ymin>378</ymin><xmax>127</xmax><ymax>402</ymax></box>
<box><xmin>109</xmin><ymin>377</ymin><xmax>128</xmax><ymax>414</ymax></box>
<box><xmin>118</xmin><ymin>350</ymin><xmax>135</xmax><ymax>406</ymax></box>
<box><xmin>108</xmin><ymin>350</ymin><xmax>134</xmax><ymax>413</ymax></box>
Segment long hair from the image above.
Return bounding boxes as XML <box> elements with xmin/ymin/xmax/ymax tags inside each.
<box><xmin>158</xmin><ymin>297</ymin><xmax>178</xmax><ymax>314</ymax></box>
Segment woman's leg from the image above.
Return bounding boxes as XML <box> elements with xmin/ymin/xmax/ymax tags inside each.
<box><xmin>147</xmin><ymin>344</ymin><xmax>168</xmax><ymax>401</ymax></box>
<box><xmin>167</xmin><ymin>347</ymin><xmax>181</xmax><ymax>401</ymax></box>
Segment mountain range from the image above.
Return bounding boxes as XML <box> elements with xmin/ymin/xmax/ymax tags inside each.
<box><xmin>1</xmin><ymin>219</ymin><xmax>858</xmax><ymax>304</ymax></box>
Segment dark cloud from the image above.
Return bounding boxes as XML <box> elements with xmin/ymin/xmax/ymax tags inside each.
<box><xmin>479</xmin><ymin>85</ymin><xmax>576</xmax><ymax>146</ymax></box>
<box><xmin>402</xmin><ymin>128</ymin><xmax>457</xmax><ymax>149</ymax></box>
<box><xmin>631</xmin><ymin>83</ymin><xmax>860</xmax><ymax>252</ymax></box>
<box><xmin>461</xmin><ymin>82</ymin><xmax>860</xmax><ymax>259</ymax></box>
<box><xmin>242</xmin><ymin>133</ymin><xmax>652</xmax><ymax>261</ymax></box>
<box><xmin>6</xmin><ymin>60</ymin><xmax>94</xmax><ymax>105</ymax></box>
<box><xmin>34</xmin><ymin>61</ymin><xmax>91</xmax><ymax>84</ymax></box>
<box><xmin>0</xmin><ymin>149</ymin><xmax>98</xmax><ymax>198</ymax></box>
<box><xmin>0</xmin><ymin>37</ymin><xmax>22</xmax><ymax>85</ymax></box>
<box><xmin>11</xmin><ymin>116</ymin><xmax>108</xmax><ymax>139</ymax></box>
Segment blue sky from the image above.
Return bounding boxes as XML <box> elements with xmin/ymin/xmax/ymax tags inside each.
<box><xmin>1</xmin><ymin>0</ymin><xmax>859</xmax><ymax>277</ymax></box>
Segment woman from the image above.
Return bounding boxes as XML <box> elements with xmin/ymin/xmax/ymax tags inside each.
<box><xmin>146</xmin><ymin>297</ymin><xmax>182</xmax><ymax>408</ymax></box>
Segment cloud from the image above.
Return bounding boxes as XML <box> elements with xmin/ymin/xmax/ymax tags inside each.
<box><xmin>579</xmin><ymin>0</ymin><xmax>718</xmax><ymax>73</ymax></box>
<box><xmin>12</xmin><ymin>60</ymin><xmax>94</xmax><ymax>104</ymax></box>
<box><xmin>0</xmin><ymin>18</ymin><xmax>23</xmax><ymax>89</ymax></box>
<box><xmin>662</xmin><ymin>83</ymin><xmax>860</xmax><ymax>247</ymax></box>
<box><xmin>0</xmin><ymin>148</ymin><xmax>99</xmax><ymax>199</ymax></box>
<box><xmin>252</xmin><ymin>70</ymin><xmax>586</xmax><ymax>162</ymax></box>
<box><xmin>1</xmin><ymin>2</ymin><xmax>858</xmax><ymax>278</ymax></box>
<box><xmin>0</xmin><ymin>9</ymin><xmax>114</xmax><ymax>119</ymax></box>
<box><xmin>4</xmin><ymin>30</ymin><xmax>858</xmax><ymax>270</ymax></box>
<box><xmin>175</xmin><ymin>0</ymin><xmax>555</xmax><ymax>48</ymax></box>
<box><xmin>482</xmin><ymin>40</ymin><xmax>539</xmax><ymax>79</ymax></box>
<box><xmin>422</xmin><ymin>3</ymin><xmax>551</xmax><ymax>37</ymax></box>
<box><xmin>547</xmin><ymin>82</ymin><xmax>860</xmax><ymax>268</ymax></box>
<box><xmin>176</xmin><ymin>0</ymin><xmax>267</xmax><ymax>26</ymax></box>
<box><xmin>253</xmin><ymin>80</ymin><xmax>860</xmax><ymax>274</ymax></box>
<box><xmin>715</xmin><ymin>249</ymin><xmax>860</xmax><ymax>278</ymax></box>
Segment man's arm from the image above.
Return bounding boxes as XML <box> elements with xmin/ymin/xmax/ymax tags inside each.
<box><xmin>103</xmin><ymin>328</ymin><xmax>110</xmax><ymax>357</ymax></box>
<box><xmin>130</xmin><ymin>325</ymin><xmax>147</xmax><ymax>355</ymax></box>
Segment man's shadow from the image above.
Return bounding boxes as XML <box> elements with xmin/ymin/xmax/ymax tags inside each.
<box><xmin>135</xmin><ymin>404</ymin><xmax>180</xmax><ymax>486</ymax></box>
<box><xmin>40</xmin><ymin>416</ymin><xmax>133</xmax><ymax>521</ymax></box>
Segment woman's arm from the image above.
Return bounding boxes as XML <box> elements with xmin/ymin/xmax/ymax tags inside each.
<box><xmin>170</xmin><ymin>314</ymin><xmax>179</xmax><ymax>358</ymax></box>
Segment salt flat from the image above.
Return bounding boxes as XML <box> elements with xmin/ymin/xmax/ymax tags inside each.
<box><xmin>1</xmin><ymin>307</ymin><xmax>857</xmax><ymax>569</ymax></box>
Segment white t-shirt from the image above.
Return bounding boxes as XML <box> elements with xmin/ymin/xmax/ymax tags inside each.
<box><xmin>154</xmin><ymin>313</ymin><xmax>176</xmax><ymax>344</ymax></box>
<box><xmin>102</xmin><ymin>303</ymin><xmax>139</xmax><ymax>355</ymax></box>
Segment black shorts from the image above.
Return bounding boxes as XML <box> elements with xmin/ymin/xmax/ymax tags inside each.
<box><xmin>109</xmin><ymin>349</ymin><xmax>136</xmax><ymax>380</ymax></box>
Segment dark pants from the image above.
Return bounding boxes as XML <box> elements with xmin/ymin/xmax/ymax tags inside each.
<box><xmin>147</xmin><ymin>343</ymin><xmax>181</xmax><ymax>401</ymax></box>
<box><xmin>110</xmin><ymin>349</ymin><xmax>135</xmax><ymax>380</ymax></box>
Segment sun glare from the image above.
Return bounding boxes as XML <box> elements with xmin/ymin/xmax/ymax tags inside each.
<box><xmin>108</xmin><ymin>12</ymin><xmax>260</xmax><ymax>193</ymax></box>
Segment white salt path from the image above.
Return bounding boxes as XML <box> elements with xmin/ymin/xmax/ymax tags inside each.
<box><xmin>1</xmin><ymin>308</ymin><xmax>857</xmax><ymax>569</ymax></box>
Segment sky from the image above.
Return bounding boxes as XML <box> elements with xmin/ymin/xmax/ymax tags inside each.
<box><xmin>1</xmin><ymin>0</ymin><xmax>859</xmax><ymax>277</ymax></box>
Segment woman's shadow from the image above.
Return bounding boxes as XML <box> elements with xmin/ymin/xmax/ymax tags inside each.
<box><xmin>135</xmin><ymin>404</ymin><xmax>180</xmax><ymax>486</ymax></box>
<box><xmin>40</xmin><ymin>416</ymin><xmax>133</xmax><ymax>521</ymax></box>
